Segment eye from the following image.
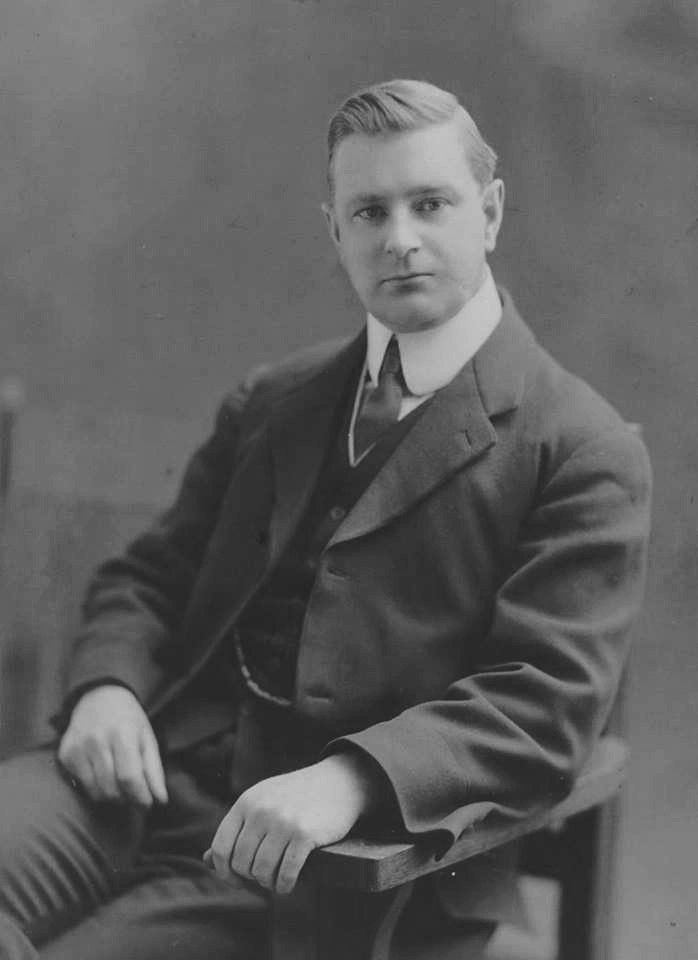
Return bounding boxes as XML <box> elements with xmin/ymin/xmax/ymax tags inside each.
<box><xmin>416</xmin><ymin>197</ymin><xmax>447</xmax><ymax>214</ymax></box>
<box><xmin>354</xmin><ymin>205</ymin><xmax>385</xmax><ymax>222</ymax></box>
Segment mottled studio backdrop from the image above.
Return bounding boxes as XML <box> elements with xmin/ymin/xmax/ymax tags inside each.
<box><xmin>1</xmin><ymin>1</ymin><xmax>697</xmax><ymax>958</ymax></box>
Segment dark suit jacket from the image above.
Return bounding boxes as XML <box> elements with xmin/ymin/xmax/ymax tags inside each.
<box><xmin>63</xmin><ymin>290</ymin><xmax>651</xmax><ymax>924</ymax></box>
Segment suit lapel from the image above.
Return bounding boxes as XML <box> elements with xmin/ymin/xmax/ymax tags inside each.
<box><xmin>329</xmin><ymin>360</ymin><xmax>496</xmax><ymax>544</ymax></box>
<box><xmin>268</xmin><ymin>331</ymin><xmax>365</xmax><ymax>561</ymax></box>
<box><xmin>330</xmin><ymin>294</ymin><xmax>532</xmax><ymax>545</ymax></box>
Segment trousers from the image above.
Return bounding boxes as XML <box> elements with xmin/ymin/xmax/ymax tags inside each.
<box><xmin>0</xmin><ymin>736</ymin><xmax>496</xmax><ymax>960</ymax></box>
<box><xmin>0</xmin><ymin>745</ymin><xmax>268</xmax><ymax>960</ymax></box>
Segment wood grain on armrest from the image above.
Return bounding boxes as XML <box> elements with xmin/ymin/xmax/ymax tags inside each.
<box><xmin>308</xmin><ymin>735</ymin><xmax>628</xmax><ymax>893</ymax></box>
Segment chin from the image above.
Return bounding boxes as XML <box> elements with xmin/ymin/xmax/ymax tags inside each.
<box><xmin>373</xmin><ymin>297</ymin><xmax>443</xmax><ymax>333</ymax></box>
<box><xmin>387</xmin><ymin>306</ymin><xmax>447</xmax><ymax>334</ymax></box>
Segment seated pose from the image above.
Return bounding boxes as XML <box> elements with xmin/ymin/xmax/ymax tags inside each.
<box><xmin>0</xmin><ymin>79</ymin><xmax>651</xmax><ymax>960</ymax></box>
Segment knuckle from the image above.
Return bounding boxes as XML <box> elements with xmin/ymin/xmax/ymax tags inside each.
<box><xmin>291</xmin><ymin>823</ymin><xmax>313</xmax><ymax>846</ymax></box>
<box><xmin>241</xmin><ymin>792</ymin><xmax>265</xmax><ymax>815</ymax></box>
<box><xmin>114</xmin><ymin>731</ymin><xmax>139</xmax><ymax>757</ymax></box>
<box><xmin>83</xmin><ymin>727</ymin><xmax>102</xmax><ymax>747</ymax></box>
<box><xmin>271</xmin><ymin>809</ymin><xmax>293</xmax><ymax>830</ymax></box>
<box><xmin>110</xmin><ymin>728</ymin><xmax>128</xmax><ymax>750</ymax></box>
<box><xmin>248</xmin><ymin>807</ymin><xmax>274</xmax><ymax>832</ymax></box>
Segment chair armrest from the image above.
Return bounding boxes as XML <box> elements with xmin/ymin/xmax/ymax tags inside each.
<box><xmin>307</xmin><ymin>735</ymin><xmax>628</xmax><ymax>893</ymax></box>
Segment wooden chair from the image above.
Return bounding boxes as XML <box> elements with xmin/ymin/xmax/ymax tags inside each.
<box><xmin>302</xmin><ymin>729</ymin><xmax>627</xmax><ymax>960</ymax></box>
<box><xmin>0</xmin><ymin>386</ymin><xmax>631</xmax><ymax>960</ymax></box>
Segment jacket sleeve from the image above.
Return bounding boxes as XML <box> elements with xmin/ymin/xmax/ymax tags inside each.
<box><xmin>328</xmin><ymin>426</ymin><xmax>652</xmax><ymax>852</ymax></box>
<box><xmin>57</xmin><ymin>378</ymin><xmax>257</xmax><ymax>723</ymax></box>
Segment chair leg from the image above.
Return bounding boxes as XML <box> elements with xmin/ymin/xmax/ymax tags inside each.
<box><xmin>317</xmin><ymin>884</ymin><xmax>414</xmax><ymax>960</ymax></box>
<box><xmin>369</xmin><ymin>882</ymin><xmax>415</xmax><ymax>960</ymax></box>
<box><xmin>272</xmin><ymin>880</ymin><xmax>414</xmax><ymax>960</ymax></box>
<box><xmin>557</xmin><ymin>797</ymin><xmax>622</xmax><ymax>960</ymax></box>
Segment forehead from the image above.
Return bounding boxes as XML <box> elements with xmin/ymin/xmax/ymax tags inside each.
<box><xmin>331</xmin><ymin>120</ymin><xmax>474</xmax><ymax>203</ymax></box>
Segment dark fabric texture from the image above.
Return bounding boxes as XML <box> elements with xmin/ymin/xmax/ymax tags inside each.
<box><xmin>235</xmin><ymin>363</ymin><xmax>426</xmax><ymax>704</ymax></box>
<box><xmin>0</xmin><ymin>748</ymin><xmax>268</xmax><ymax>960</ymax></box>
<box><xmin>53</xmin><ymin>289</ymin><xmax>651</xmax><ymax>932</ymax></box>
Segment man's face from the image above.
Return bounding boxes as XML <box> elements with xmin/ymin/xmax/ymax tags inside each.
<box><xmin>324</xmin><ymin>119</ymin><xmax>504</xmax><ymax>333</ymax></box>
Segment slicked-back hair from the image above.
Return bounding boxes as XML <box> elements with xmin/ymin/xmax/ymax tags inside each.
<box><xmin>327</xmin><ymin>79</ymin><xmax>498</xmax><ymax>199</ymax></box>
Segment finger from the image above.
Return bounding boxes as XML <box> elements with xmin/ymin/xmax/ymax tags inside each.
<box><xmin>250</xmin><ymin>833</ymin><xmax>287</xmax><ymax>891</ymax></box>
<box><xmin>112</xmin><ymin>732</ymin><xmax>153</xmax><ymax>807</ymax></box>
<box><xmin>275</xmin><ymin>837</ymin><xmax>314</xmax><ymax>896</ymax></box>
<box><xmin>140</xmin><ymin>726</ymin><xmax>169</xmax><ymax>804</ymax></box>
<box><xmin>87</xmin><ymin>740</ymin><xmax>120</xmax><ymax>801</ymax></box>
<box><xmin>229</xmin><ymin>819</ymin><xmax>264</xmax><ymax>881</ymax></box>
<box><xmin>209</xmin><ymin>807</ymin><xmax>244</xmax><ymax>877</ymax></box>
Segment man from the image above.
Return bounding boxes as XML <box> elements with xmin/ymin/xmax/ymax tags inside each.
<box><xmin>0</xmin><ymin>79</ymin><xmax>651</xmax><ymax>959</ymax></box>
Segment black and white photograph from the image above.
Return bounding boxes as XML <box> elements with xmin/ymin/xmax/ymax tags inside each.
<box><xmin>0</xmin><ymin>2</ymin><xmax>695</xmax><ymax>958</ymax></box>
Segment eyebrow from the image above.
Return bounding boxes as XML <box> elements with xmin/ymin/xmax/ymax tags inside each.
<box><xmin>346</xmin><ymin>185</ymin><xmax>457</xmax><ymax>206</ymax></box>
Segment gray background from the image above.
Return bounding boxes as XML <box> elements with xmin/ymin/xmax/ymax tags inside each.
<box><xmin>1</xmin><ymin>1</ymin><xmax>697</xmax><ymax>957</ymax></box>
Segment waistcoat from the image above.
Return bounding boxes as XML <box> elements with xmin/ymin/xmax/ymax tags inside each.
<box><xmin>234</xmin><ymin>375</ymin><xmax>429</xmax><ymax>703</ymax></box>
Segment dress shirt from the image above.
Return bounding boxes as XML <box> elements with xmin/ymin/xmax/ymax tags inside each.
<box><xmin>348</xmin><ymin>265</ymin><xmax>502</xmax><ymax>465</ymax></box>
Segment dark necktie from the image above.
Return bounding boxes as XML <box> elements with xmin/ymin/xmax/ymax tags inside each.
<box><xmin>354</xmin><ymin>336</ymin><xmax>406</xmax><ymax>459</ymax></box>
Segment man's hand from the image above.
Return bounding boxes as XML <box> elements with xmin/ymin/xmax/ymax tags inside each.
<box><xmin>58</xmin><ymin>684</ymin><xmax>168</xmax><ymax>807</ymax></box>
<box><xmin>205</xmin><ymin>752</ymin><xmax>381</xmax><ymax>895</ymax></box>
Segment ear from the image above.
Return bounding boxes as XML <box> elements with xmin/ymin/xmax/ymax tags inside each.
<box><xmin>321</xmin><ymin>201</ymin><xmax>342</xmax><ymax>250</ymax></box>
<box><xmin>481</xmin><ymin>179</ymin><xmax>505</xmax><ymax>253</ymax></box>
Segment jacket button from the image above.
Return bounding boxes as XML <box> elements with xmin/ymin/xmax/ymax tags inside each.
<box><xmin>329</xmin><ymin>505</ymin><xmax>346</xmax><ymax>522</ymax></box>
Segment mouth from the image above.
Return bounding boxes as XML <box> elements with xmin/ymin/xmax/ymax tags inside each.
<box><xmin>382</xmin><ymin>273</ymin><xmax>432</xmax><ymax>284</ymax></box>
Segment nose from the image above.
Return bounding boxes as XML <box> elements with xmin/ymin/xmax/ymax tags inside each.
<box><xmin>383</xmin><ymin>210</ymin><xmax>421</xmax><ymax>259</ymax></box>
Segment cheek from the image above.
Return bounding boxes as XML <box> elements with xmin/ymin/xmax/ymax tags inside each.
<box><xmin>345</xmin><ymin>244</ymin><xmax>378</xmax><ymax>284</ymax></box>
<box><xmin>444</xmin><ymin>235</ymin><xmax>482</xmax><ymax>280</ymax></box>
